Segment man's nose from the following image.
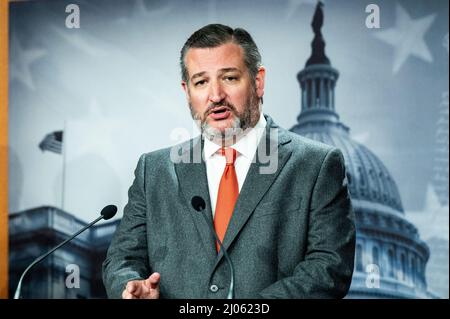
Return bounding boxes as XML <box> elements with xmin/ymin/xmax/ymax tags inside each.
<box><xmin>208</xmin><ymin>81</ymin><xmax>225</xmax><ymax>103</ymax></box>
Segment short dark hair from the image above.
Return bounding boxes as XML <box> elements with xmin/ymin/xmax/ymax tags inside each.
<box><xmin>180</xmin><ymin>24</ymin><xmax>262</xmax><ymax>83</ymax></box>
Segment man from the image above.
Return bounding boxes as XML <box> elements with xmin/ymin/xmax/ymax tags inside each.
<box><xmin>102</xmin><ymin>24</ymin><xmax>355</xmax><ymax>299</ymax></box>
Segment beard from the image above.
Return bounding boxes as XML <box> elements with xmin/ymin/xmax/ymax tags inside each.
<box><xmin>189</xmin><ymin>86</ymin><xmax>261</xmax><ymax>144</ymax></box>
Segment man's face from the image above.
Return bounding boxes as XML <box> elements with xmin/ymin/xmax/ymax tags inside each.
<box><xmin>182</xmin><ymin>42</ymin><xmax>265</xmax><ymax>142</ymax></box>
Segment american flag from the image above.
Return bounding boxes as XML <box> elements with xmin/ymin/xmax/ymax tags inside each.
<box><xmin>38</xmin><ymin>130</ymin><xmax>63</xmax><ymax>154</ymax></box>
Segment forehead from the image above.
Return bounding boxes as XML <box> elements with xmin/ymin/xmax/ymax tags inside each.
<box><xmin>184</xmin><ymin>42</ymin><xmax>246</xmax><ymax>76</ymax></box>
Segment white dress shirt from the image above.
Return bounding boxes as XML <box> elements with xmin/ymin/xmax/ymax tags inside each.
<box><xmin>204</xmin><ymin>114</ymin><xmax>267</xmax><ymax>218</ymax></box>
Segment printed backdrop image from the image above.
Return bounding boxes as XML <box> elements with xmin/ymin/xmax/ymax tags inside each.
<box><xmin>7</xmin><ymin>0</ymin><xmax>449</xmax><ymax>298</ymax></box>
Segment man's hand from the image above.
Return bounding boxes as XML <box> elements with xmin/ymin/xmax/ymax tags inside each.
<box><xmin>122</xmin><ymin>272</ymin><xmax>161</xmax><ymax>299</ymax></box>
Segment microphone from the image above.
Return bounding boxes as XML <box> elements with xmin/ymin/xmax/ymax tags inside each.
<box><xmin>191</xmin><ymin>196</ymin><xmax>234</xmax><ymax>299</ymax></box>
<box><xmin>13</xmin><ymin>205</ymin><xmax>118</xmax><ymax>299</ymax></box>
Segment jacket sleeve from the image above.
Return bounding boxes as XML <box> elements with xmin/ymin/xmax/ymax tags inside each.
<box><xmin>258</xmin><ymin>148</ymin><xmax>356</xmax><ymax>298</ymax></box>
<box><xmin>102</xmin><ymin>154</ymin><xmax>151</xmax><ymax>298</ymax></box>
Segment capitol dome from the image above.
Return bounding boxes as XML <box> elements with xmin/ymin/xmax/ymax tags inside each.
<box><xmin>300</xmin><ymin>129</ymin><xmax>404</xmax><ymax>214</ymax></box>
<box><xmin>291</xmin><ymin>2</ymin><xmax>431</xmax><ymax>298</ymax></box>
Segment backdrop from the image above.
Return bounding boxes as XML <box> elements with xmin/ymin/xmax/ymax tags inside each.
<box><xmin>7</xmin><ymin>0</ymin><xmax>449</xmax><ymax>298</ymax></box>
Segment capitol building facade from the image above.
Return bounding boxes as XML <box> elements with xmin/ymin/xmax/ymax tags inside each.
<box><xmin>290</xmin><ymin>3</ymin><xmax>432</xmax><ymax>299</ymax></box>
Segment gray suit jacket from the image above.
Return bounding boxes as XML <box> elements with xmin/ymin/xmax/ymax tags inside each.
<box><xmin>102</xmin><ymin>115</ymin><xmax>355</xmax><ymax>299</ymax></box>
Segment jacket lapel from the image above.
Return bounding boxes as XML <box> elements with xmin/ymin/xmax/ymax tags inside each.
<box><xmin>174</xmin><ymin>116</ymin><xmax>293</xmax><ymax>272</ymax></box>
<box><xmin>212</xmin><ymin>115</ymin><xmax>293</xmax><ymax>269</ymax></box>
<box><xmin>174</xmin><ymin>137</ymin><xmax>217</xmax><ymax>262</ymax></box>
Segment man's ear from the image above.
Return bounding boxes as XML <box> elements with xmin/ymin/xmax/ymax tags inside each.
<box><xmin>181</xmin><ymin>80</ymin><xmax>189</xmax><ymax>99</ymax></box>
<box><xmin>255</xmin><ymin>66</ymin><xmax>266</xmax><ymax>99</ymax></box>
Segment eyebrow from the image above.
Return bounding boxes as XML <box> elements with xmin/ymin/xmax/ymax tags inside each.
<box><xmin>218</xmin><ymin>67</ymin><xmax>241</xmax><ymax>75</ymax></box>
<box><xmin>190</xmin><ymin>68</ymin><xmax>242</xmax><ymax>81</ymax></box>
<box><xmin>191</xmin><ymin>71</ymin><xmax>206</xmax><ymax>81</ymax></box>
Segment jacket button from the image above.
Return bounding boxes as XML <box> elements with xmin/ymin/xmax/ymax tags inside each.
<box><xmin>210</xmin><ymin>284</ymin><xmax>219</xmax><ymax>293</ymax></box>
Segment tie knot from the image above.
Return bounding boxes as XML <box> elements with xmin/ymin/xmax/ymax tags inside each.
<box><xmin>220</xmin><ymin>147</ymin><xmax>237</xmax><ymax>165</ymax></box>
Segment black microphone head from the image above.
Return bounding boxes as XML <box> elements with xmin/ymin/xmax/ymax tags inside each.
<box><xmin>101</xmin><ymin>205</ymin><xmax>117</xmax><ymax>220</ymax></box>
<box><xmin>191</xmin><ymin>196</ymin><xmax>206</xmax><ymax>212</ymax></box>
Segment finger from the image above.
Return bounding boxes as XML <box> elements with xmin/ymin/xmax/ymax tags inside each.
<box><xmin>126</xmin><ymin>281</ymin><xmax>137</xmax><ymax>294</ymax></box>
<box><xmin>127</xmin><ymin>281</ymin><xmax>143</xmax><ymax>296</ymax></box>
<box><xmin>149</xmin><ymin>272</ymin><xmax>161</xmax><ymax>284</ymax></box>
<box><xmin>145</xmin><ymin>273</ymin><xmax>161</xmax><ymax>289</ymax></box>
<box><xmin>122</xmin><ymin>290</ymin><xmax>137</xmax><ymax>299</ymax></box>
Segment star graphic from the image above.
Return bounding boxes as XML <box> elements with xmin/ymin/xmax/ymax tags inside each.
<box><xmin>132</xmin><ymin>0</ymin><xmax>172</xmax><ymax>19</ymax></box>
<box><xmin>51</xmin><ymin>26</ymin><xmax>108</xmax><ymax>57</ymax></box>
<box><xmin>285</xmin><ymin>0</ymin><xmax>322</xmax><ymax>21</ymax></box>
<box><xmin>10</xmin><ymin>36</ymin><xmax>46</xmax><ymax>91</ymax></box>
<box><xmin>373</xmin><ymin>3</ymin><xmax>436</xmax><ymax>74</ymax></box>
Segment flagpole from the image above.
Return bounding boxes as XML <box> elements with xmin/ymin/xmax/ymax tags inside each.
<box><xmin>61</xmin><ymin>120</ymin><xmax>67</xmax><ymax>211</ymax></box>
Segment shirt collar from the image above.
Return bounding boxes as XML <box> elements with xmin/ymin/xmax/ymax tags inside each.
<box><xmin>203</xmin><ymin>113</ymin><xmax>267</xmax><ymax>160</ymax></box>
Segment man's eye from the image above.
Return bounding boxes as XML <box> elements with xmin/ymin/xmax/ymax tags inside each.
<box><xmin>224</xmin><ymin>76</ymin><xmax>238</xmax><ymax>82</ymax></box>
<box><xmin>194</xmin><ymin>80</ymin><xmax>206</xmax><ymax>86</ymax></box>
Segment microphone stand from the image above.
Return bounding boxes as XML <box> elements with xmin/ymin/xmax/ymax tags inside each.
<box><xmin>198</xmin><ymin>211</ymin><xmax>235</xmax><ymax>299</ymax></box>
<box><xmin>14</xmin><ymin>215</ymin><xmax>105</xmax><ymax>299</ymax></box>
<box><xmin>192</xmin><ymin>196</ymin><xmax>234</xmax><ymax>299</ymax></box>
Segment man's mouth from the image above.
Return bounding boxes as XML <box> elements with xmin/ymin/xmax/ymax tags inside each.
<box><xmin>208</xmin><ymin>106</ymin><xmax>232</xmax><ymax>120</ymax></box>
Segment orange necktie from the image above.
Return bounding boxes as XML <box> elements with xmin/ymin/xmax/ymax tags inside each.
<box><xmin>214</xmin><ymin>147</ymin><xmax>239</xmax><ymax>252</ymax></box>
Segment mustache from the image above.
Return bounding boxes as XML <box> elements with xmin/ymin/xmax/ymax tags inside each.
<box><xmin>204</xmin><ymin>100</ymin><xmax>237</xmax><ymax>117</ymax></box>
